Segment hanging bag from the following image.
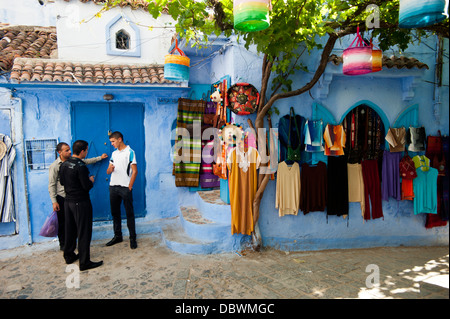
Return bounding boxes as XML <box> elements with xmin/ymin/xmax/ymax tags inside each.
<box><xmin>39</xmin><ymin>210</ymin><xmax>59</xmax><ymax>237</ymax></box>
<box><xmin>399</xmin><ymin>149</ymin><xmax>417</xmax><ymax>180</ymax></box>
<box><xmin>287</xmin><ymin>107</ymin><xmax>302</xmax><ymax>162</ymax></box>
<box><xmin>227</xmin><ymin>83</ymin><xmax>260</xmax><ymax>115</ymax></box>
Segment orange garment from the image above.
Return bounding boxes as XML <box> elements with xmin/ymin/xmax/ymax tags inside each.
<box><xmin>227</xmin><ymin>147</ymin><xmax>261</xmax><ymax>235</ymax></box>
<box><xmin>401</xmin><ymin>179</ymin><xmax>414</xmax><ymax>200</ymax></box>
<box><xmin>323</xmin><ymin>124</ymin><xmax>346</xmax><ymax>156</ymax></box>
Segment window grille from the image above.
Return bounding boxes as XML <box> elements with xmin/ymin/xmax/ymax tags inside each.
<box><xmin>116</xmin><ymin>29</ymin><xmax>130</xmax><ymax>50</ymax></box>
<box><xmin>25</xmin><ymin>139</ymin><xmax>57</xmax><ymax>170</ymax></box>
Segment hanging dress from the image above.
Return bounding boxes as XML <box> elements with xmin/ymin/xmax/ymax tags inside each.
<box><xmin>227</xmin><ymin>146</ymin><xmax>261</xmax><ymax>235</ymax></box>
<box><xmin>276</xmin><ymin>161</ymin><xmax>300</xmax><ymax>217</ymax></box>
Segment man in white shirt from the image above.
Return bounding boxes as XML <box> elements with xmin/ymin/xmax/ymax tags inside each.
<box><xmin>106</xmin><ymin>131</ymin><xmax>138</xmax><ymax>249</ymax></box>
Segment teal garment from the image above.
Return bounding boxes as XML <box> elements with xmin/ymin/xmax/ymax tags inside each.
<box><xmin>413</xmin><ymin>167</ymin><xmax>438</xmax><ymax>215</ymax></box>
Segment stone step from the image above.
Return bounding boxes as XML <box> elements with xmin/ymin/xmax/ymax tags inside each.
<box><xmin>180</xmin><ymin>206</ymin><xmax>230</xmax><ymax>242</ymax></box>
<box><xmin>160</xmin><ymin>217</ymin><xmax>217</xmax><ymax>255</ymax></box>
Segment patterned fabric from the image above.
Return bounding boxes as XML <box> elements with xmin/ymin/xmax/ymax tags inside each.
<box><xmin>174</xmin><ymin>98</ymin><xmax>205</xmax><ymax>187</ymax></box>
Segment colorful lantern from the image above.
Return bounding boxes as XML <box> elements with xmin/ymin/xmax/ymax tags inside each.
<box><xmin>343</xmin><ymin>27</ymin><xmax>373</xmax><ymax>76</ymax></box>
<box><xmin>164</xmin><ymin>39</ymin><xmax>190</xmax><ymax>82</ymax></box>
<box><xmin>371</xmin><ymin>40</ymin><xmax>383</xmax><ymax>73</ymax></box>
<box><xmin>234</xmin><ymin>0</ymin><xmax>271</xmax><ymax>32</ymax></box>
<box><xmin>399</xmin><ymin>0</ymin><xmax>448</xmax><ymax>28</ymax></box>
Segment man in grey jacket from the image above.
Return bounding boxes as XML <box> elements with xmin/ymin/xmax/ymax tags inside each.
<box><xmin>48</xmin><ymin>142</ymin><xmax>107</xmax><ymax>250</ymax></box>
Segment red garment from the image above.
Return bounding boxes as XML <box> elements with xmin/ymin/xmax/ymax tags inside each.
<box><xmin>362</xmin><ymin>159</ymin><xmax>383</xmax><ymax>220</ymax></box>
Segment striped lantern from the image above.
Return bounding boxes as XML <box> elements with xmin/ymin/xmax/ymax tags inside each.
<box><xmin>164</xmin><ymin>39</ymin><xmax>190</xmax><ymax>82</ymax></box>
<box><xmin>234</xmin><ymin>0</ymin><xmax>271</xmax><ymax>32</ymax></box>
<box><xmin>343</xmin><ymin>27</ymin><xmax>373</xmax><ymax>76</ymax></box>
<box><xmin>371</xmin><ymin>40</ymin><xmax>383</xmax><ymax>73</ymax></box>
<box><xmin>399</xmin><ymin>0</ymin><xmax>448</xmax><ymax>28</ymax></box>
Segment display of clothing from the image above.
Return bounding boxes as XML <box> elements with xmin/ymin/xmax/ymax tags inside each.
<box><xmin>406</xmin><ymin>126</ymin><xmax>426</xmax><ymax>152</ymax></box>
<box><xmin>304</xmin><ymin>119</ymin><xmax>324</xmax><ymax>152</ymax></box>
<box><xmin>401</xmin><ymin>179</ymin><xmax>414</xmax><ymax>201</ymax></box>
<box><xmin>381</xmin><ymin>151</ymin><xmax>402</xmax><ymax>201</ymax></box>
<box><xmin>362</xmin><ymin>159</ymin><xmax>384</xmax><ymax>220</ymax></box>
<box><xmin>278</xmin><ymin>110</ymin><xmax>306</xmax><ymax>163</ymax></box>
<box><xmin>385</xmin><ymin>127</ymin><xmax>406</xmax><ymax>152</ymax></box>
<box><xmin>199</xmin><ymin>139</ymin><xmax>220</xmax><ymax>188</ymax></box>
<box><xmin>276</xmin><ymin>161</ymin><xmax>300</xmax><ymax>217</ymax></box>
<box><xmin>300</xmin><ymin>161</ymin><xmax>327</xmax><ymax>214</ymax></box>
<box><xmin>327</xmin><ymin>156</ymin><xmax>348</xmax><ymax>217</ymax></box>
<box><xmin>348</xmin><ymin>163</ymin><xmax>365</xmax><ymax>218</ymax></box>
<box><xmin>173</xmin><ymin>98</ymin><xmax>205</xmax><ymax>187</ymax></box>
<box><xmin>414</xmin><ymin>166</ymin><xmax>438</xmax><ymax>215</ymax></box>
<box><xmin>323</xmin><ymin>124</ymin><xmax>346</xmax><ymax>156</ymax></box>
<box><xmin>227</xmin><ymin>146</ymin><xmax>261</xmax><ymax>235</ymax></box>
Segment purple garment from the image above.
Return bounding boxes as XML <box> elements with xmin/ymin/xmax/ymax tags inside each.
<box><xmin>382</xmin><ymin>150</ymin><xmax>402</xmax><ymax>201</ymax></box>
<box><xmin>200</xmin><ymin>139</ymin><xmax>220</xmax><ymax>188</ymax></box>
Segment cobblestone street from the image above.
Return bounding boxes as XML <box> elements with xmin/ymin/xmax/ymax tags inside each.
<box><xmin>0</xmin><ymin>235</ymin><xmax>448</xmax><ymax>300</ymax></box>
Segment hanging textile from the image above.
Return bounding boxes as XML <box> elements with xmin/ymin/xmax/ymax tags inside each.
<box><xmin>0</xmin><ymin>134</ymin><xmax>16</xmax><ymax>223</ymax></box>
<box><xmin>425</xmin><ymin>131</ymin><xmax>447</xmax><ymax>227</ymax></box>
<box><xmin>385</xmin><ymin>127</ymin><xmax>406</xmax><ymax>152</ymax></box>
<box><xmin>327</xmin><ymin>156</ymin><xmax>349</xmax><ymax>217</ymax></box>
<box><xmin>381</xmin><ymin>151</ymin><xmax>402</xmax><ymax>201</ymax></box>
<box><xmin>361</xmin><ymin>159</ymin><xmax>384</xmax><ymax>220</ymax></box>
<box><xmin>323</xmin><ymin>124</ymin><xmax>346</xmax><ymax>156</ymax></box>
<box><xmin>347</xmin><ymin>163</ymin><xmax>365</xmax><ymax>218</ymax></box>
<box><xmin>300</xmin><ymin>161</ymin><xmax>327</xmax><ymax>214</ymax></box>
<box><xmin>278</xmin><ymin>110</ymin><xmax>306</xmax><ymax>163</ymax></box>
<box><xmin>276</xmin><ymin>161</ymin><xmax>300</xmax><ymax>217</ymax></box>
<box><xmin>173</xmin><ymin>98</ymin><xmax>205</xmax><ymax>187</ymax></box>
<box><xmin>227</xmin><ymin>146</ymin><xmax>261</xmax><ymax>235</ymax></box>
<box><xmin>304</xmin><ymin>119</ymin><xmax>324</xmax><ymax>152</ymax></box>
<box><xmin>199</xmin><ymin>139</ymin><xmax>220</xmax><ymax>188</ymax></box>
<box><xmin>406</xmin><ymin>126</ymin><xmax>426</xmax><ymax>152</ymax></box>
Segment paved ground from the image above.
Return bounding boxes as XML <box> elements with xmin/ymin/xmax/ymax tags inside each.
<box><xmin>0</xmin><ymin>234</ymin><xmax>448</xmax><ymax>300</ymax></box>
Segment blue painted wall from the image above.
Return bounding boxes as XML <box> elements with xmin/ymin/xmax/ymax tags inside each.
<box><xmin>1</xmin><ymin>85</ymin><xmax>195</xmax><ymax>247</ymax></box>
<box><xmin>1</xmin><ymin>34</ymin><xmax>448</xmax><ymax>252</ymax></box>
<box><xmin>192</xmin><ymin>35</ymin><xmax>449</xmax><ymax>251</ymax></box>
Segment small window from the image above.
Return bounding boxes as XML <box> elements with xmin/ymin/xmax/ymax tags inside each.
<box><xmin>116</xmin><ymin>29</ymin><xmax>130</xmax><ymax>50</ymax></box>
<box><xmin>25</xmin><ymin>139</ymin><xmax>57</xmax><ymax>170</ymax></box>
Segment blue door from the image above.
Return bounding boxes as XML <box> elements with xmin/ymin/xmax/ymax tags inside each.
<box><xmin>71</xmin><ymin>102</ymin><xmax>145</xmax><ymax>221</ymax></box>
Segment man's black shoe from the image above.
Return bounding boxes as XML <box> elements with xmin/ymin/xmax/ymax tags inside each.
<box><xmin>105</xmin><ymin>236</ymin><xmax>123</xmax><ymax>246</ymax></box>
<box><xmin>64</xmin><ymin>254</ymin><xmax>79</xmax><ymax>264</ymax></box>
<box><xmin>130</xmin><ymin>238</ymin><xmax>137</xmax><ymax>249</ymax></box>
<box><xmin>80</xmin><ymin>260</ymin><xmax>103</xmax><ymax>271</ymax></box>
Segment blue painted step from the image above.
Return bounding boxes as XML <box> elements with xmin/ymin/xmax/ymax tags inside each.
<box><xmin>161</xmin><ymin>190</ymin><xmax>250</xmax><ymax>254</ymax></box>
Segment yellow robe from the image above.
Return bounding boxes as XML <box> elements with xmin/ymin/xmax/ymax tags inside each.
<box><xmin>227</xmin><ymin>147</ymin><xmax>261</xmax><ymax>235</ymax></box>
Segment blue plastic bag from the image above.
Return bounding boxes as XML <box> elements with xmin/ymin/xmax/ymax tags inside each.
<box><xmin>39</xmin><ymin>211</ymin><xmax>59</xmax><ymax>237</ymax></box>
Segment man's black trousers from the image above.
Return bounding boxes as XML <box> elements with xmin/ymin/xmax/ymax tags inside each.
<box><xmin>109</xmin><ymin>186</ymin><xmax>136</xmax><ymax>240</ymax></box>
<box><xmin>64</xmin><ymin>199</ymin><xmax>93</xmax><ymax>267</ymax></box>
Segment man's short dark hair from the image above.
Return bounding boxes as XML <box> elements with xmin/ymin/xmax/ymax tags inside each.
<box><xmin>109</xmin><ymin>131</ymin><xmax>123</xmax><ymax>140</ymax></box>
<box><xmin>72</xmin><ymin>140</ymin><xmax>89</xmax><ymax>155</ymax></box>
<box><xmin>56</xmin><ymin>142</ymin><xmax>69</xmax><ymax>153</ymax></box>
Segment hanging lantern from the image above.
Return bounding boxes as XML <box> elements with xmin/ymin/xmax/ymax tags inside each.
<box><xmin>343</xmin><ymin>27</ymin><xmax>373</xmax><ymax>76</ymax></box>
<box><xmin>234</xmin><ymin>0</ymin><xmax>271</xmax><ymax>32</ymax></box>
<box><xmin>399</xmin><ymin>0</ymin><xmax>448</xmax><ymax>28</ymax></box>
<box><xmin>371</xmin><ymin>40</ymin><xmax>383</xmax><ymax>73</ymax></box>
<box><xmin>164</xmin><ymin>39</ymin><xmax>190</xmax><ymax>82</ymax></box>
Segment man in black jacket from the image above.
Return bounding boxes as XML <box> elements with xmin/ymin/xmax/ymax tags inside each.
<box><xmin>59</xmin><ymin>140</ymin><xmax>103</xmax><ymax>271</ymax></box>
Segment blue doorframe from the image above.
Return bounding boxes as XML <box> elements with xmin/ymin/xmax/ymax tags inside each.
<box><xmin>71</xmin><ymin>102</ymin><xmax>146</xmax><ymax>221</ymax></box>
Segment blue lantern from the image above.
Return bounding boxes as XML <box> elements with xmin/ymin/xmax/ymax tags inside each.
<box><xmin>399</xmin><ymin>0</ymin><xmax>448</xmax><ymax>28</ymax></box>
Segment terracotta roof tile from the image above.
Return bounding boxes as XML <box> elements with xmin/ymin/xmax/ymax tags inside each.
<box><xmin>328</xmin><ymin>54</ymin><xmax>429</xmax><ymax>70</ymax></box>
<box><xmin>10</xmin><ymin>58</ymin><xmax>174</xmax><ymax>85</ymax></box>
<box><xmin>0</xmin><ymin>26</ymin><xmax>57</xmax><ymax>71</ymax></box>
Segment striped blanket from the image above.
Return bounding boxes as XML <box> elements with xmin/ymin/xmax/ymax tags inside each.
<box><xmin>174</xmin><ymin>98</ymin><xmax>205</xmax><ymax>187</ymax></box>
